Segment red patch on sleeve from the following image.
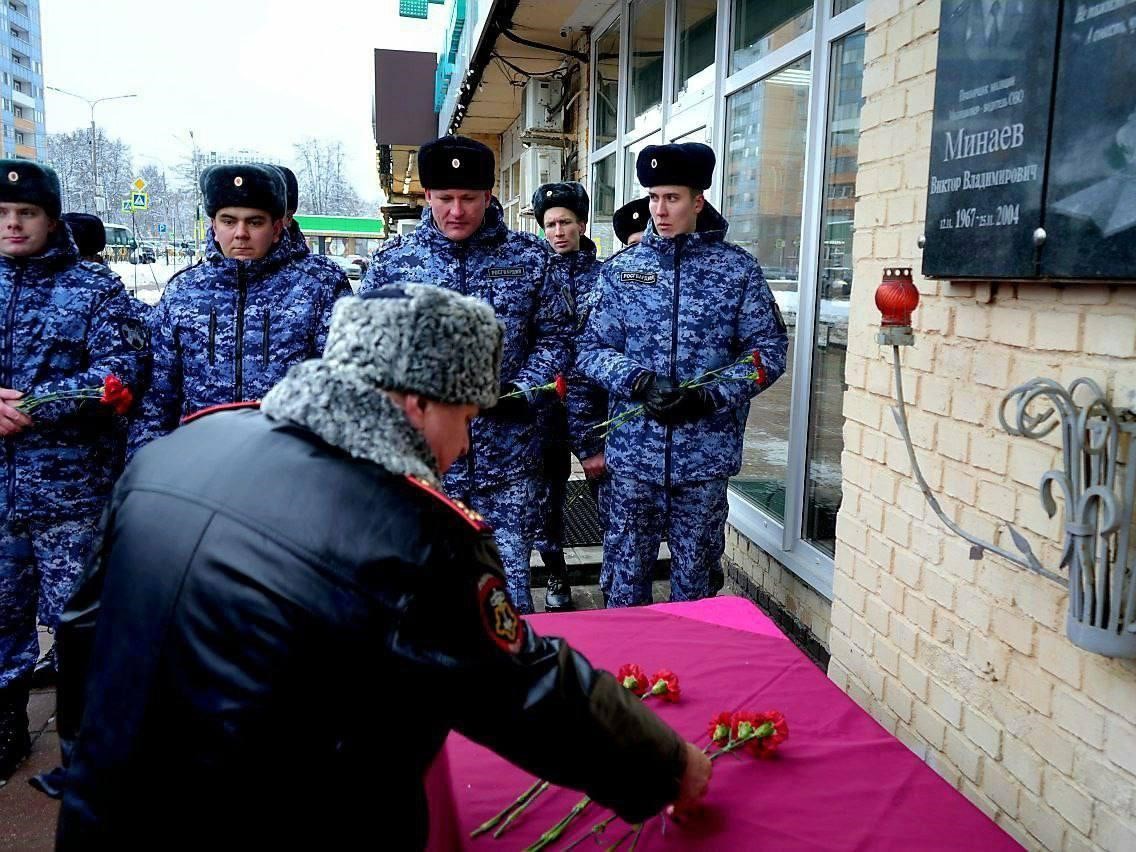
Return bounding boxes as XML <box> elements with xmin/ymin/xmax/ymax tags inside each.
<box><xmin>478</xmin><ymin>573</ymin><xmax>525</xmax><ymax>654</ymax></box>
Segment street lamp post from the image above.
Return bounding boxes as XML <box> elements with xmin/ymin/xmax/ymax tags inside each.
<box><xmin>46</xmin><ymin>86</ymin><xmax>136</xmax><ymax>213</ymax></box>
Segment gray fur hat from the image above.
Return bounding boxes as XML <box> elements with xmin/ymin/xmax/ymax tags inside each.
<box><xmin>326</xmin><ymin>284</ymin><xmax>502</xmax><ymax>406</ymax></box>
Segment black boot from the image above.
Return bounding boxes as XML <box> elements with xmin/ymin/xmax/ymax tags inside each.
<box><xmin>542</xmin><ymin>552</ymin><xmax>574</xmax><ymax>612</ymax></box>
<box><xmin>31</xmin><ymin>644</ymin><xmax>57</xmax><ymax>690</ymax></box>
<box><xmin>0</xmin><ymin>680</ymin><xmax>31</xmax><ymax>785</ymax></box>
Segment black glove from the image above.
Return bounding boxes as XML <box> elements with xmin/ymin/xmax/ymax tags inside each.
<box><xmin>643</xmin><ymin>379</ymin><xmax>718</xmax><ymax>425</ymax></box>
<box><xmin>487</xmin><ymin>383</ymin><xmax>533</xmax><ymax>421</ymax></box>
<box><xmin>630</xmin><ymin>371</ymin><xmax>662</xmax><ymax>401</ymax></box>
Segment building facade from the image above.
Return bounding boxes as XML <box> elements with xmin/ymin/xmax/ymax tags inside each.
<box><xmin>200</xmin><ymin>149</ymin><xmax>266</xmax><ymax>168</ymax></box>
<box><xmin>422</xmin><ymin>1</ymin><xmax>1136</xmax><ymax>846</ymax></box>
<box><xmin>0</xmin><ymin>0</ymin><xmax>44</xmax><ymax>160</ymax></box>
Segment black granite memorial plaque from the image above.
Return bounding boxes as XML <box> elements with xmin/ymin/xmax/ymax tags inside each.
<box><xmin>923</xmin><ymin>0</ymin><xmax>1060</xmax><ymax>278</ymax></box>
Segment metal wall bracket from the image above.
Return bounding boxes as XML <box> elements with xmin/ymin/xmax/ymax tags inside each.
<box><xmin>889</xmin><ymin>348</ymin><xmax>1136</xmax><ymax>658</ymax></box>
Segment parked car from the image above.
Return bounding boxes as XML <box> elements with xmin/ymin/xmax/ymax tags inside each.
<box><xmin>131</xmin><ymin>243</ymin><xmax>157</xmax><ymax>264</ymax></box>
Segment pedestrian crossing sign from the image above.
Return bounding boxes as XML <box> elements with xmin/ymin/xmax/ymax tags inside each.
<box><xmin>131</xmin><ymin>192</ymin><xmax>148</xmax><ymax>211</ymax></box>
<box><xmin>121</xmin><ymin>200</ymin><xmax>132</xmax><ymax>213</ymax></box>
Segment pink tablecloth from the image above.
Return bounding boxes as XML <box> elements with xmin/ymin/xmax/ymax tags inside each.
<box><xmin>426</xmin><ymin>596</ymin><xmax>1019</xmax><ymax>851</ymax></box>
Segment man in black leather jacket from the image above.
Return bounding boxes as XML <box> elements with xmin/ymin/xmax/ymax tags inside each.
<box><xmin>54</xmin><ymin>284</ymin><xmax>710</xmax><ymax>848</ymax></box>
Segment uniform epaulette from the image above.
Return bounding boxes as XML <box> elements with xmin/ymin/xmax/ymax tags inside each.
<box><xmin>403</xmin><ymin>474</ymin><xmax>492</xmax><ymax>533</ymax></box>
<box><xmin>180</xmin><ymin>400</ymin><xmax>260</xmax><ymax>426</ymax></box>
<box><xmin>603</xmin><ymin>243</ymin><xmax>640</xmax><ymax>264</ymax></box>
<box><xmin>76</xmin><ymin>260</ymin><xmax>122</xmax><ymax>281</ymax></box>
<box><xmin>163</xmin><ymin>259</ymin><xmax>203</xmax><ymax>292</ymax></box>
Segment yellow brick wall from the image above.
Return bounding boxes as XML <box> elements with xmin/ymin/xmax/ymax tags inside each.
<box><xmin>829</xmin><ymin>0</ymin><xmax>1136</xmax><ymax>848</ymax></box>
<box><xmin>724</xmin><ymin>524</ymin><xmax>833</xmax><ymax>647</ymax></box>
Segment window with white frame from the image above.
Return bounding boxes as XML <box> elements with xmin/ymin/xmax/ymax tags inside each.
<box><xmin>587</xmin><ymin>0</ymin><xmax>866</xmax><ymax>596</ymax></box>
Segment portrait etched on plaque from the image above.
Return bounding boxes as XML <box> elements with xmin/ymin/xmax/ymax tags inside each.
<box><xmin>1043</xmin><ymin>1</ymin><xmax>1136</xmax><ymax>278</ymax></box>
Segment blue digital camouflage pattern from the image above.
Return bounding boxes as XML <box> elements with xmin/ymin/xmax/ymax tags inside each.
<box><xmin>602</xmin><ymin>476</ymin><xmax>728</xmax><ymax>608</ymax></box>
<box><xmin>0</xmin><ymin>224</ymin><xmax>149</xmax><ymax>520</ymax></box>
<box><xmin>551</xmin><ymin>235</ymin><xmax>607</xmax><ymax>461</ymax></box>
<box><xmin>285</xmin><ymin>220</ymin><xmax>355</xmax><ymax>291</ymax></box>
<box><xmin>0</xmin><ymin>517</ymin><xmax>100</xmax><ymax>688</ymax></box>
<box><xmin>128</xmin><ymin>226</ymin><xmax>350</xmax><ymax>454</ymax></box>
<box><xmin>361</xmin><ymin>199</ymin><xmax>570</xmax><ymax>492</ymax></box>
<box><xmin>534</xmin><ymin>234</ymin><xmax>604</xmax><ymax>556</ymax></box>
<box><xmin>450</xmin><ymin>474</ymin><xmax>541</xmax><ymax>614</ymax></box>
<box><xmin>577</xmin><ymin>203</ymin><xmax>788</xmax><ymax>486</ymax></box>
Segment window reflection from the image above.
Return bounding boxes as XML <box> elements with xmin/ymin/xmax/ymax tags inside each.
<box><xmin>676</xmin><ymin>0</ymin><xmax>717</xmax><ymax>100</ymax></box>
<box><xmin>625</xmin><ymin>130</ymin><xmax>662</xmax><ymax>199</ymax></box>
<box><xmin>804</xmin><ymin>30</ymin><xmax>864</xmax><ymax>554</ymax></box>
<box><xmin>731</xmin><ymin>0</ymin><xmax>812</xmax><ymax>74</ymax></box>
<box><xmin>627</xmin><ymin>0</ymin><xmax>666</xmax><ymax>134</ymax></box>
<box><xmin>722</xmin><ymin>57</ymin><xmax>811</xmax><ymax>521</ymax></box>
<box><xmin>594</xmin><ymin>18</ymin><xmax>621</xmax><ymax>150</ymax></box>
<box><xmin>591</xmin><ymin>154</ymin><xmax>617</xmax><ymax>258</ymax></box>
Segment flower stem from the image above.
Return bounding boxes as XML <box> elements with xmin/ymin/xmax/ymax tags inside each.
<box><xmin>562</xmin><ymin>814</ymin><xmax>617</xmax><ymax>851</ymax></box>
<box><xmin>492</xmin><ymin>781</ymin><xmax>551</xmax><ymax>838</ymax></box>
<box><xmin>469</xmin><ymin>778</ymin><xmax>545</xmax><ymax>838</ymax></box>
<box><xmin>707</xmin><ymin>721</ymin><xmax>775</xmax><ymax>761</ymax></box>
<box><xmin>604</xmin><ymin>827</ymin><xmax>636</xmax><ymax>850</ymax></box>
<box><xmin>523</xmin><ymin>795</ymin><xmax>591</xmax><ymax>852</ymax></box>
<box><xmin>627</xmin><ymin>824</ymin><xmax>645</xmax><ymax>851</ymax></box>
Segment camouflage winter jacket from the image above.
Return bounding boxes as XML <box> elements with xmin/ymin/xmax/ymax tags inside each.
<box><xmin>127</xmin><ymin>227</ymin><xmax>350</xmax><ymax>455</ymax></box>
<box><xmin>577</xmin><ymin>204</ymin><xmax>788</xmax><ymax>486</ymax></box>
<box><xmin>546</xmin><ymin>235</ymin><xmax>606</xmax><ymax>460</ymax></box>
<box><xmin>1</xmin><ymin>223</ymin><xmax>150</xmax><ymax>519</ymax></box>
<box><xmin>283</xmin><ymin>220</ymin><xmax>355</xmax><ymax>291</ymax></box>
<box><xmin>361</xmin><ymin>199</ymin><xmax>570</xmax><ymax>489</ymax></box>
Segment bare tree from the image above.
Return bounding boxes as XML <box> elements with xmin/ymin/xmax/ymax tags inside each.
<box><xmin>44</xmin><ymin>127</ymin><xmax>134</xmax><ymax>225</ymax></box>
<box><xmin>292</xmin><ymin>138</ymin><xmax>368</xmax><ymax>216</ymax></box>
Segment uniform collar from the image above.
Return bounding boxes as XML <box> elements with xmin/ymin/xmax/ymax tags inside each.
<box><xmin>420</xmin><ymin>196</ymin><xmax>509</xmax><ymax>249</ymax></box>
<box><xmin>640</xmin><ymin>202</ymin><xmax>729</xmax><ymax>253</ymax></box>
<box><xmin>260</xmin><ymin>360</ymin><xmax>440</xmax><ymax>486</ymax></box>
<box><xmin>204</xmin><ymin>225</ymin><xmax>297</xmax><ymax>278</ymax></box>
<box><xmin>549</xmin><ymin>234</ymin><xmax>598</xmax><ymax>268</ymax></box>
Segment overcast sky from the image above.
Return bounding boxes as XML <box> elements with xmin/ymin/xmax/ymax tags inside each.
<box><xmin>42</xmin><ymin>0</ymin><xmax>447</xmax><ymax>208</ymax></box>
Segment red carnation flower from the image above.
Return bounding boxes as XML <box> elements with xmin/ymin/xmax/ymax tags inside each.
<box><xmin>617</xmin><ymin>663</ymin><xmax>649</xmax><ymax>696</ymax></box>
<box><xmin>555</xmin><ymin>374</ymin><xmax>568</xmax><ymax>401</ymax></box>
<box><xmin>751</xmin><ymin>349</ymin><xmax>767</xmax><ymax>388</ymax></box>
<box><xmin>730</xmin><ymin>710</ymin><xmax>759</xmax><ymax>740</ymax></box>
<box><xmin>649</xmin><ymin>669</ymin><xmax>680</xmax><ymax>702</ymax></box>
<box><xmin>707</xmin><ymin>711</ymin><xmax>733</xmax><ymax>745</ymax></box>
<box><xmin>101</xmin><ymin>374</ymin><xmax>134</xmax><ymax>415</ymax></box>
<box><xmin>745</xmin><ymin>710</ymin><xmax>788</xmax><ymax>758</ymax></box>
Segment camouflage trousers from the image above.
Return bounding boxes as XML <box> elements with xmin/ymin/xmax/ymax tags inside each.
<box><xmin>0</xmin><ymin>516</ymin><xmax>101</xmax><ymax>689</ymax></box>
<box><xmin>601</xmin><ymin>476</ymin><xmax>729</xmax><ymax>608</ymax></box>
<box><xmin>447</xmin><ymin>475</ymin><xmax>540</xmax><ymax>615</ymax></box>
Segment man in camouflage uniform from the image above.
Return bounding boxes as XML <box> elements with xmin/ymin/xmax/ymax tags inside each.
<box><xmin>531</xmin><ymin>181</ymin><xmax>606</xmax><ymax>611</ymax></box>
<box><xmin>0</xmin><ymin>161</ymin><xmax>148</xmax><ymax>781</ymax></box>
<box><xmin>362</xmin><ymin>136</ymin><xmax>569</xmax><ymax>613</ymax></box>
<box><xmin>578</xmin><ymin>143</ymin><xmax>788</xmax><ymax>608</ymax></box>
<box><xmin>129</xmin><ymin>163</ymin><xmax>350</xmax><ymax>455</ymax></box>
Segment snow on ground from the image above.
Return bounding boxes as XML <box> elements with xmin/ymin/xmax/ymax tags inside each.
<box><xmin>108</xmin><ymin>260</ymin><xmax>189</xmax><ymax>306</ymax></box>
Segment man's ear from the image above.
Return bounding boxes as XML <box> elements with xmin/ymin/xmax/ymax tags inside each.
<box><xmin>399</xmin><ymin>393</ymin><xmax>429</xmax><ymax>430</ymax></box>
<box><xmin>692</xmin><ymin>192</ymin><xmax>705</xmax><ymax>215</ymax></box>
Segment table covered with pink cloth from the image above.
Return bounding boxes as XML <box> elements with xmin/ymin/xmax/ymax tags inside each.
<box><xmin>425</xmin><ymin>596</ymin><xmax>1019</xmax><ymax>851</ymax></box>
